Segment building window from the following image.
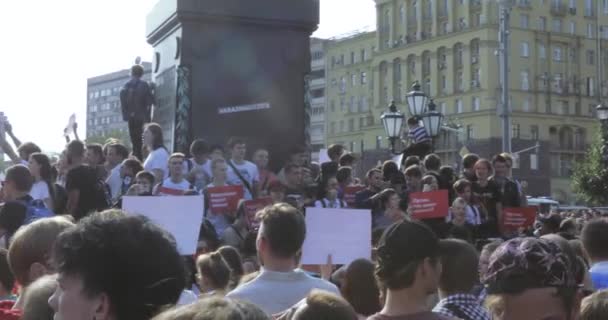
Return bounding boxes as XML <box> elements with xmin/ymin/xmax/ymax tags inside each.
<box><xmin>558</xmin><ymin>100</ymin><xmax>569</xmax><ymax>115</ymax></box>
<box><xmin>588</xmin><ymin>23</ymin><xmax>595</xmax><ymax>38</ymax></box>
<box><xmin>569</xmin><ymin>21</ymin><xmax>576</xmax><ymax>35</ymax></box>
<box><xmin>456</xmin><ymin>71</ymin><xmax>464</xmax><ymax>92</ymax></box>
<box><xmin>348</xmin><ymin>118</ymin><xmax>355</xmax><ymax>131</ymax></box>
<box><xmin>587</xmin><ymin>77</ymin><xmax>595</xmax><ymax>96</ymax></box>
<box><xmin>512</xmin><ymin>124</ymin><xmax>521</xmax><ymax>139</ymax></box>
<box><xmin>339</xmin><ymin>120</ymin><xmax>345</xmax><ymax>132</ymax></box>
<box><xmin>530</xmin><ymin>154</ymin><xmax>538</xmax><ymax>170</ymax></box>
<box><xmin>340</xmin><ymin>77</ymin><xmax>346</xmax><ymax>93</ymax></box>
<box><xmin>330</xmin><ymin>100</ymin><xmax>335</xmax><ymax>113</ymax></box>
<box><xmin>466</xmin><ymin>125</ymin><xmax>474</xmax><ymax>140</ymax></box>
<box><xmin>539</xmin><ymin>43</ymin><xmax>546</xmax><ymax>59</ymax></box>
<box><xmin>531</xmin><ymin>125</ymin><xmax>539</xmax><ymax>140</ymax></box>
<box><xmin>520</xmin><ymin>42</ymin><xmax>530</xmax><ymax>57</ymax></box>
<box><xmin>361</xmin><ymin>72</ymin><xmax>367</xmax><ymax>84</ymax></box>
<box><xmin>586</xmin><ymin>0</ymin><xmax>594</xmax><ymax>16</ymax></box>
<box><xmin>587</xmin><ymin>49</ymin><xmax>595</xmax><ymax>65</ymax></box>
<box><xmin>604</xmin><ymin>0</ymin><xmax>608</xmax><ymax>13</ymax></box>
<box><xmin>456</xmin><ymin>99</ymin><xmax>463</xmax><ymax>113</ymax></box>
<box><xmin>523</xmin><ymin>97</ymin><xmax>530</xmax><ymax>112</ymax></box>
<box><xmin>552</xmin><ymin>19</ymin><xmax>562</xmax><ymax>33</ymax></box>
<box><xmin>340</xmin><ymin>97</ymin><xmax>345</xmax><ymax>111</ymax></box>
<box><xmin>349</xmin><ymin>96</ymin><xmax>356</xmax><ymax>113</ymax></box>
<box><xmin>538</xmin><ymin>16</ymin><xmax>547</xmax><ymax>31</ymax></box>
<box><xmin>376</xmin><ymin>136</ymin><xmax>382</xmax><ymax>149</ymax></box>
<box><xmin>351</xmin><ymin>74</ymin><xmax>357</xmax><ymax>86</ymax></box>
<box><xmin>521</xmin><ymin>71</ymin><xmax>530</xmax><ymax>90</ymax></box>
<box><xmin>553</xmin><ymin>46</ymin><xmax>562</xmax><ymax>61</ymax></box>
<box><xmin>329</xmin><ymin>122</ymin><xmax>335</xmax><ymax>135</ymax></box>
<box><xmin>360</xmin><ymin>49</ymin><xmax>367</xmax><ymax>61</ymax></box>
<box><xmin>473</xmin><ymin>96</ymin><xmax>480</xmax><ymax>111</ymax></box>
<box><xmin>520</xmin><ymin>14</ymin><xmax>529</xmax><ymax>28</ymax></box>
<box><xmin>440</xmin><ymin>102</ymin><xmax>447</xmax><ymax>114</ymax></box>
<box><xmin>441</xmin><ymin>75</ymin><xmax>447</xmax><ymax>93</ymax></box>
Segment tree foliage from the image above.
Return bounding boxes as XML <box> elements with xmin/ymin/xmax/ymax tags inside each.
<box><xmin>572</xmin><ymin>130</ymin><xmax>608</xmax><ymax>206</ymax></box>
<box><xmin>86</xmin><ymin>129</ymin><xmax>131</xmax><ymax>149</ymax></box>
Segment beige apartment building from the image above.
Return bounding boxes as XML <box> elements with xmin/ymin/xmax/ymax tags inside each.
<box><xmin>325</xmin><ymin>0</ymin><xmax>608</xmax><ymax>204</ymax></box>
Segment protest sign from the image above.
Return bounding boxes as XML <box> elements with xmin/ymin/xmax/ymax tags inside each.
<box><xmin>343</xmin><ymin>185</ymin><xmax>365</xmax><ymax>208</ymax></box>
<box><xmin>207</xmin><ymin>185</ymin><xmax>244</xmax><ymax>214</ymax></box>
<box><xmin>318</xmin><ymin>149</ymin><xmax>330</xmax><ymax>164</ymax></box>
<box><xmin>502</xmin><ymin>207</ymin><xmax>537</xmax><ymax>231</ymax></box>
<box><xmin>301</xmin><ymin>208</ymin><xmax>371</xmax><ymax>265</ymax></box>
<box><xmin>243</xmin><ymin>197</ymin><xmax>273</xmax><ymax>229</ymax></box>
<box><xmin>123</xmin><ymin>195</ymin><xmax>204</xmax><ymax>255</ymax></box>
<box><xmin>409</xmin><ymin>190</ymin><xmax>449</xmax><ymax>220</ymax></box>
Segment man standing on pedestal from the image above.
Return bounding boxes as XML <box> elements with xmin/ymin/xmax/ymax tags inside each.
<box><xmin>120</xmin><ymin>64</ymin><xmax>154</xmax><ymax>161</ymax></box>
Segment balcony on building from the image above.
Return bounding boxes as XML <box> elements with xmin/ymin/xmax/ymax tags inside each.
<box><xmin>551</xmin><ymin>3</ymin><xmax>567</xmax><ymax>16</ymax></box>
<box><xmin>470</xmin><ymin>0</ymin><xmax>482</xmax><ymax>10</ymax></box>
<box><xmin>311</xmin><ymin>58</ymin><xmax>325</xmax><ymax>71</ymax></box>
<box><xmin>311</xmin><ymin>96</ymin><xmax>324</xmax><ymax>106</ymax></box>
<box><xmin>309</xmin><ymin>78</ymin><xmax>326</xmax><ymax>90</ymax></box>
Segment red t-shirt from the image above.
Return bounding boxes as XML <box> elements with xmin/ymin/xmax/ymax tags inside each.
<box><xmin>0</xmin><ymin>301</ymin><xmax>21</xmax><ymax>320</ymax></box>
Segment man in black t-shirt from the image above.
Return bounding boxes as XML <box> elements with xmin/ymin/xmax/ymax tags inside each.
<box><xmin>354</xmin><ymin>168</ymin><xmax>384</xmax><ymax>210</ymax></box>
<box><xmin>65</xmin><ymin>141</ymin><xmax>103</xmax><ymax>221</ymax></box>
<box><xmin>489</xmin><ymin>155</ymin><xmax>522</xmax><ymax>208</ymax></box>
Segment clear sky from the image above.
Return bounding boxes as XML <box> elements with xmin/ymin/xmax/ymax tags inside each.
<box><xmin>0</xmin><ymin>0</ymin><xmax>376</xmax><ymax>153</ymax></box>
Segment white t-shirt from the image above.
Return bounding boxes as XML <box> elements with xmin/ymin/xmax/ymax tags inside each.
<box><xmin>30</xmin><ymin>180</ymin><xmax>50</xmax><ymax>201</ymax></box>
<box><xmin>144</xmin><ymin>148</ymin><xmax>169</xmax><ymax>178</ymax></box>
<box><xmin>106</xmin><ymin>164</ymin><xmax>123</xmax><ymax>200</ymax></box>
<box><xmin>226</xmin><ymin>160</ymin><xmax>259</xmax><ymax>200</ymax></box>
<box><xmin>155</xmin><ymin>178</ymin><xmax>193</xmax><ymax>196</ymax></box>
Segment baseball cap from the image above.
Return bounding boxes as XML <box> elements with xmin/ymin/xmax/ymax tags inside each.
<box><xmin>482</xmin><ymin>237</ymin><xmax>578</xmax><ymax>295</ymax></box>
<box><xmin>376</xmin><ymin>221</ymin><xmax>440</xmax><ymax>273</ymax></box>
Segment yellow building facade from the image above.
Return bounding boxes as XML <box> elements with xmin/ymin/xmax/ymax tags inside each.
<box><xmin>325</xmin><ymin>0</ymin><xmax>608</xmax><ymax>204</ymax></box>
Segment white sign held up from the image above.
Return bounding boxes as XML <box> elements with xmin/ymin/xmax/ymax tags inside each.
<box><xmin>301</xmin><ymin>208</ymin><xmax>372</xmax><ymax>265</ymax></box>
<box><xmin>122</xmin><ymin>196</ymin><xmax>205</xmax><ymax>255</ymax></box>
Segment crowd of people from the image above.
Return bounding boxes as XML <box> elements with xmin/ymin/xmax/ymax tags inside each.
<box><xmin>1</xmin><ymin>105</ymin><xmax>608</xmax><ymax>319</ymax></box>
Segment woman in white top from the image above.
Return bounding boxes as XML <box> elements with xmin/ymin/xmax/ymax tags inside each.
<box><xmin>142</xmin><ymin>123</ymin><xmax>169</xmax><ymax>184</ymax></box>
<box><xmin>28</xmin><ymin>153</ymin><xmax>55</xmax><ymax>210</ymax></box>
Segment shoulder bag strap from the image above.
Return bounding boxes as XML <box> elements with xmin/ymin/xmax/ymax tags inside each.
<box><xmin>227</xmin><ymin>160</ymin><xmax>253</xmax><ymax>195</ymax></box>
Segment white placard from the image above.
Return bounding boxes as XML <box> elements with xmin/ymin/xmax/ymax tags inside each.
<box><xmin>64</xmin><ymin>114</ymin><xmax>76</xmax><ymax>136</ymax></box>
<box><xmin>122</xmin><ymin>195</ymin><xmax>205</xmax><ymax>255</ymax></box>
<box><xmin>301</xmin><ymin>208</ymin><xmax>371</xmax><ymax>265</ymax></box>
<box><xmin>318</xmin><ymin>149</ymin><xmax>330</xmax><ymax>164</ymax></box>
<box><xmin>392</xmin><ymin>153</ymin><xmax>404</xmax><ymax>169</ymax></box>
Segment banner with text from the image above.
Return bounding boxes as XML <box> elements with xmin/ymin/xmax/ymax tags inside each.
<box><xmin>207</xmin><ymin>185</ymin><xmax>244</xmax><ymax>215</ymax></box>
<box><xmin>409</xmin><ymin>190</ymin><xmax>449</xmax><ymax>220</ymax></box>
<box><xmin>343</xmin><ymin>186</ymin><xmax>365</xmax><ymax>208</ymax></box>
<box><xmin>243</xmin><ymin>197</ymin><xmax>273</xmax><ymax>229</ymax></box>
<box><xmin>502</xmin><ymin>207</ymin><xmax>537</xmax><ymax>231</ymax></box>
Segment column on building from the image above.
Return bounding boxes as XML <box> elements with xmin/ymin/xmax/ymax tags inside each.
<box><xmin>482</xmin><ymin>0</ymin><xmax>491</xmax><ymax>25</ymax></box>
<box><xmin>446</xmin><ymin>0</ymin><xmax>454</xmax><ymax>33</ymax></box>
<box><xmin>415</xmin><ymin>54</ymin><xmax>423</xmax><ymax>85</ymax></box>
<box><xmin>403</xmin><ymin>1</ymin><xmax>409</xmax><ymax>41</ymax></box>
<box><xmin>416</xmin><ymin>0</ymin><xmax>423</xmax><ymax>40</ymax></box>
<box><xmin>388</xmin><ymin>2</ymin><xmax>394</xmax><ymax>47</ymax></box>
<box><xmin>376</xmin><ymin>3</ymin><xmax>382</xmax><ymax>50</ymax></box>
<box><xmin>445</xmin><ymin>49</ymin><xmax>455</xmax><ymax>96</ymax></box>
<box><xmin>431</xmin><ymin>0</ymin><xmax>438</xmax><ymax>36</ymax></box>
<box><xmin>462</xmin><ymin>43</ymin><xmax>472</xmax><ymax>94</ymax></box>
<box><xmin>463</xmin><ymin>0</ymin><xmax>471</xmax><ymax>30</ymax></box>
<box><xmin>429</xmin><ymin>51</ymin><xmax>439</xmax><ymax>97</ymax></box>
<box><xmin>387</xmin><ymin>61</ymin><xmax>395</xmax><ymax>102</ymax></box>
<box><xmin>372</xmin><ymin>64</ymin><xmax>381</xmax><ymax>108</ymax></box>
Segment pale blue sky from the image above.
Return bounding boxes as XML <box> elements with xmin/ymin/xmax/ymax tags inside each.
<box><xmin>0</xmin><ymin>0</ymin><xmax>375</xmax><ymax>152</ymax></box>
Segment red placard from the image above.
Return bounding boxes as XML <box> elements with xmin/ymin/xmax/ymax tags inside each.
<box><xmin>501</xmin><ymin>207</ymin><xmax>537</xmax><ymax>231</ymax></box>
<box><xmin>207</xmin><ymin>185</ymin><xmax>244</xmax><ymax>215</ymax></box>
<box><xmin>408</xmin><ymin>190</ymin><xmax>449</xmax><ymax>220</ymax></box>
<box><xmin>243</xmin><ymin>197</ymin><xmax>273</xmax><ymax>229</ymax></box>
<box><xmin>343</xmin><ymin>185</ymin><xmax>365</xmax><ymax>208</ymax></box>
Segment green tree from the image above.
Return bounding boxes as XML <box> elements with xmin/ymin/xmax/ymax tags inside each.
<box><xmin>86</xmin><ymin>129</ymin><xmax>132</xmax><ymax>149</ymax></box>
<box><xmin>572</xmin><ymin>130</ymin><xmax>608</xmax><ymax>206</ymax></box>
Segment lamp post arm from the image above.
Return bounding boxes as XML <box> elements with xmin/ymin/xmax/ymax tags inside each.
<box><xmin>512</xmin><ymin>142</ymin><xmax>540</xmax><ymax>155</ymax></box>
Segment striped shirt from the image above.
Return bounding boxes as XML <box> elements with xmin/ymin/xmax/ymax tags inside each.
<box><xmin>408</xmin><ymin>126</ymin><xmax>431</xmax><ymax>143</ymax></box>
<box><xmin>432</xmin><ymin>293</ymin><xmax>491</xmax><ymax>320</ymax></box>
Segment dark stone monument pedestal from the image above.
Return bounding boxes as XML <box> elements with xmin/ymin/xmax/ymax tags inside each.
<box><xmin>147</xmin><ymin>0</ymin><xmax>319</xmax><ymax>170</ymax></box>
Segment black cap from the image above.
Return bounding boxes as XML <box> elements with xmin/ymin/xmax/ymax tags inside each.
<box><xmin>376</xmin><ymin>221</ymin><xmax>439</xmax><ymax>271</ymax></box>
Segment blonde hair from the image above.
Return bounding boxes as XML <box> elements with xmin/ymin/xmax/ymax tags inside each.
<box><xmin>8</xmin><ymin>216</ymin><xmax>74</xmax><ymax>286</ymax></box>
<box><xmin>581</xmin><ymin>290</ymin><xmax>608</xmax><ymax>320</ymax></box>
<box><xmin>21</xmin><ymin>274</ymin><xmax>57</xmax><ymax>320</ymax></box>
<box><xmin>484</xmin><ymin>294</ymin><xmax>506</xmax><ymax>319</ymax></box>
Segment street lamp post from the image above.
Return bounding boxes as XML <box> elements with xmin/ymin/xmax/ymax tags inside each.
<box><xmin>422</xmin><ymin>99</ymin><xmax>444</xmax><ymax>152</ymax></box>
<box><xmin>498</xmin><ymin>0</ymin><xmax>513</xmax><ymax>154</ymax></box>
<box><xmin>406</xmin><ymin>81</ymin><xmax>429</xmax><ymax>117</ymax></box>
<box><xmin>597</xmin><ymin>104</ymin><xmax>608</xmax><ymax>167</ymax></box>
<box><xmin>381</xmin><ymin>101</ymin><xmax>405</xmax><ymax>154</ymax></box>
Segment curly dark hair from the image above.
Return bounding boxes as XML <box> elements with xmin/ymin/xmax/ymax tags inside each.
<box><xmin>52</xmin><ymin>211</ymin><xmax>186</xmax><ymax>320</ymax></box>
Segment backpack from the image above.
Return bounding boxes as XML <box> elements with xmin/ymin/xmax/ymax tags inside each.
<box><xmin>21</xmin><ymin>199</ymin><xmax>54</xmax><ymax>225</ymax></box>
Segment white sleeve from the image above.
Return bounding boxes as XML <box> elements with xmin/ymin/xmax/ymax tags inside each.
<box><xmin>314</xmin><ymin>200</ymin><xmax>323</xmax><ymax>208</ymax></box>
